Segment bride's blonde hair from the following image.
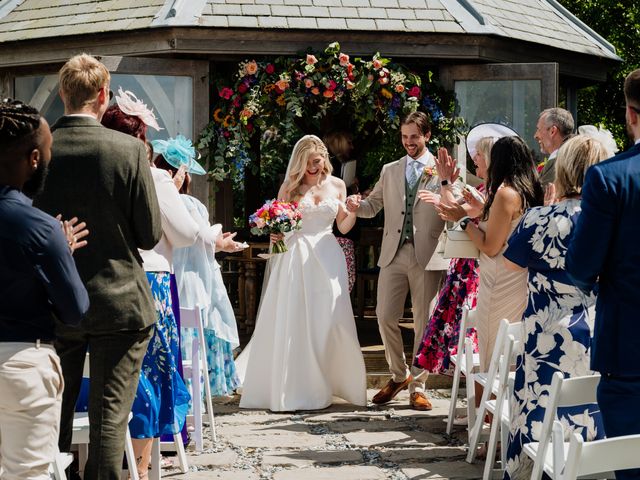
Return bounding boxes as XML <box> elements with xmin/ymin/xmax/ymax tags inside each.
<box><xmin>282</xmin><ymin>135</ymin><xmax>332</xmax><ymax>201</ymax></box>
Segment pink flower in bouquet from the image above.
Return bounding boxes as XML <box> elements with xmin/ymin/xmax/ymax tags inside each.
<box><xmin>304</xmin><ymin>78</ymin><xmax>314</xmax><ymax>89</ymax></box>
<box><xmin>372</xmin><ymin>59</ymin><xmax>382</xmax><ymax>70</ymax></box>
<box><xmin>306</xmin><ymin>54</ymin><xmax>318</xmax><ymax>65</ymax></box>
<box><xmin>327</xmin><ymin>79</ymin><xmax>338</xmax><ymax>91</ymax></box>
<box><xmin>408</xmin><ymin>85</ymin><xmax>421</xmax><ymax>98</ymax></box>
<box><xmin>395</xmin><ymin>84</ymin><xmax>405</xmax><ymax>93</ymax></box>
<box><xmin>232</xmin><ymin>96</ymin><xmax>241</xmax><ymax>108</ymax></box>
<box><xmin>346</xmin><ymin>80</ymin><xmax>355</xmax><ymax>90</ymax></box>
<box><xmin>339</xmin><ymin>53</ymin><xmax>350</xmax><ymax>66</ymax></box>
<box><xmin>254</xmin><ymin>217</ymin><xmax>266</xmax><ymax>228</ymax></box>
<box><xmin>378</xmin><ymin>76</ymin><xmax>389</xmax><ymax>85</ymax></box>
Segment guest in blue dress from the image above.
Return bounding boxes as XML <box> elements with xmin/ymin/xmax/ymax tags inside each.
<box><xmin>502</xmin><ymin>134</ymin><xmax>611</xmax><ymax>479</ymax></box>
<box><xmin>154</xmin><ymin>156</ymin><xmax>245</xmax><ymax>398</ymax></box>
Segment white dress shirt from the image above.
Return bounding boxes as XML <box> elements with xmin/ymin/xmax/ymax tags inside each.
<box><xmin>404</xmin><ymin>149</ymin><xmax>434</xmax><ymax>183</ymax></box>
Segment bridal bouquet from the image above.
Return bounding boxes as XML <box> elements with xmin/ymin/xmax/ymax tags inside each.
<box><xmin>249</xmin><ymin>200</ymin><xmax>302</xmax><ymax>254</ymax></box>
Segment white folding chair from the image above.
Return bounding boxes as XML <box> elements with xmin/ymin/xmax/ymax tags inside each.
<box><xmin>446</xmin><ymin>307</ymin><xmax>480</xmax><ymax>434</ymax></box>
<box><xmin>179</xmin><ymin>306</ymin><xmax>217</xmax><ymax>449</ymax></box>
<box><xmin>561</xmin><ymin>430</ymin><xmax>640</xmax><ymax>480</ymax></box>
<box><xmin>482</xmin><ymin>333</ymin><xmax>520</xmax><ymax>479</ymax></box>
<box><xmin>71</xmin><ymin>353</ymin><xmax>139</xmax><ymax>480</ymax></box>
<box><xmin>466</xmin><ymin>319</ymin><xmax>522</xmax><ymax>464</ymax></box>
<box><xmin>49</xmin><ymin>451</ymin><xmax>73</xmax><ymax>480</ymax></box>
<box><xmin>524</xmin><ymin>372</ymin><xmax>604</xmax><ymax>480</ymax></box>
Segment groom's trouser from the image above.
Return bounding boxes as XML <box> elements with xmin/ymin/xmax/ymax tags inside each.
<box><xmin>55</xmin><ymin>324</ymin><xmax>152</xmax><ymax>480</ymax></box>
<box><xmin>376</xmin><ymin>242</ymin><xmax>443</xmax><ymax>394</ymax></box>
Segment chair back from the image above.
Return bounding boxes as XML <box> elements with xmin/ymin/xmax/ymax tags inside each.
<box><xmin>531</xmin><ymin>372</ymin><xmax>601</xmax><ymax>480</ymax></box>
<box><xmin>563</xmin><ymin>432</ymin><xmax>640</xmax><ymax>480</ymax></box>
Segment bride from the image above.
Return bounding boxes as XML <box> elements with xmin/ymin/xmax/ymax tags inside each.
<box><xmin>237</xmin><ymin>134</ymin><xmax>367</xmax><ymax>411</ymax></box>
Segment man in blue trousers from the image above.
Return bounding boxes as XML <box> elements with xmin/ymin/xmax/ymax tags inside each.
<box><xmin>567</xmin><ymin>68</ymin><xmax>640</xmax><ymax>479</ymax></box>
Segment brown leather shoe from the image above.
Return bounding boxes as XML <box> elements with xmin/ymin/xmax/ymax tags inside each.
<box><xmin>409</xmin><ymin>392</ymin><xmax>433</xmax><ymax>411</ymax></box>
<box><xmin>372</xmin><ymin>376</ymin><xmax>412</xmax><ymax>404</ymax></box>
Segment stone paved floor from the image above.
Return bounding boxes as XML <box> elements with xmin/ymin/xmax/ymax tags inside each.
<box><xmin>161</xmin><ymin>389</ymin><xmax>483</xmax><ymax>480</ymax></box>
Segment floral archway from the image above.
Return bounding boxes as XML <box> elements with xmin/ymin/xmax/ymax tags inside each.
<box><xmin>198</xmin><ymin>42</ymin><xmax>467</xmax><ymax>222</ymax></box>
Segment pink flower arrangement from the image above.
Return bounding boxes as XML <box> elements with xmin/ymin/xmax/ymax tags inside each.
<box><xmin>245</xmin><ymin>61</ymin><xmax>258</xmax><ymax>75</ymax></box>
<box><xmin>395</xmin><ymin>84</ymin><xmax>405</xmax><ymax>93</ymax></box>
<box><xmin>306</xmin><ymin>54</ymin><xmax>318</xmax><ymax>65</ymax></box>
<box><xmin>339</xmin><ymin>53</ymin><xmax>350</xmax><ymax>66</ymax></box>
<box><xmin>304</xmin><ymin>78</ymin><xmax>314</xmax><ymax>89</ymax></box>
<box><xmin>249</xmin><ymin>200</ymin><xmax>303</xmax><ymax>254</ymax></box>
<box><xmin>372</xmin><ymin>59</ymin><xmax>382</xmax><ymax>70</ymax></box>
<box><xmin>327</xmin><ymin>79</ymin><xmax>337</xmax><ymax>91</ymax></box>
<box><xmin>275</xmin><ymin>79</ymin><xmax>290</xmax><ymax>91</ymax></box>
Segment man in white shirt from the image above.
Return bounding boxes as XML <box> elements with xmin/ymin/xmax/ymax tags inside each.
<box><xmin>534</xmin><ymin>107</ymin><xmax>574</xmax><ymax>185</ymax></box>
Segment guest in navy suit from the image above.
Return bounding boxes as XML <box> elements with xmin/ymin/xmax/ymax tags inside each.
<box><xmin>567</xmin><ymin>68</ymin><xmax>640</xmax><ymax>480</ymax></box>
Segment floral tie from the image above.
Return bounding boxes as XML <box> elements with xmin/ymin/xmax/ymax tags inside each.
<box><xmin>407</xmin><ymin>160</ymin><xmax>422</xmax><ymax>188</ymax></box>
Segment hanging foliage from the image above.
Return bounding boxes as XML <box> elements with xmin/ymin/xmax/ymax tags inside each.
<box><xmin>198</xmin><ymin>42</ymin><xmax>467</xmax><ymax>184</ymax></box>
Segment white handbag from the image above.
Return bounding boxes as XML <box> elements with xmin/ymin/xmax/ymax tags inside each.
<box><xmin>443</xmin><ymin>224</ymin><xmax>479</xmax><ymax>259</ymax></box>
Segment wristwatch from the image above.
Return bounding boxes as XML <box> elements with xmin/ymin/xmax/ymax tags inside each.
<box><xmin>441</xmin><ymin>179</ymin><xmax>450</xmax><ymax>186</ymax></box>
<box><xmin>459</xmin><ymin>216</ymin><xmax>471</xmax><ymax>230</ymax></box>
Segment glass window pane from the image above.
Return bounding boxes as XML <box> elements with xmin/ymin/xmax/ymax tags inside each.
<box><xmin>455</xmin><ymin>79</ymin><xmax>542</xmax><ymax>154</ymax></box>
<box><xmin>14</xmin><ymin>73</ymin><xmax>193</xmax><ymax>141</ymax></box>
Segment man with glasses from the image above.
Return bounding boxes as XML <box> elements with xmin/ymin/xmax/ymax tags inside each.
<box><xmin>567</xmin><ymin>68</ymin><xmax>640</xmax><ymax>479</ymax></box>
<box><xmin>35</xmin><ymin>54</ymin><xmax>162</xmax><ymax>480</ymax></box>
<box><xmin>534</xmin><ymin>107</ymin><xmax>575</xmax><ymax>185</ymax></box>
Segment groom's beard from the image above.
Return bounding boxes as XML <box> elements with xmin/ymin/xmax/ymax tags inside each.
<box><xmin>23</xmin><ymin>161</ymin><xmax>49</xmax><ymax>198</ymax></box>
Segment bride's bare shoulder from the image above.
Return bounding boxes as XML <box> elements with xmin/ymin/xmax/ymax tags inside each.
<box><xmin>328</xmin><ymin>175</ymin><xmax>346</xmax><ymax>189</ymax></box>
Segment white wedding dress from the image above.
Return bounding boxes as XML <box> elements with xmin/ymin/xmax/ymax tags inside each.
<box><xmin>236</xmin><ymin>196</ymin><xmax>367</xmax><ymax>411</ymax></box>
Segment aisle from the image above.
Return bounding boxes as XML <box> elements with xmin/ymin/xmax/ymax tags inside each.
<box><xmin>164</xmin><ymin>389</ymin><xmax>483</xmax><ymax>479</ymax></box>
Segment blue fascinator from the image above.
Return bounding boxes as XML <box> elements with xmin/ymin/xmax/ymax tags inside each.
<box><xmin>151</xmin><ymin>135</ymin><xmax>206</xmax><ymax>175</ymax></box>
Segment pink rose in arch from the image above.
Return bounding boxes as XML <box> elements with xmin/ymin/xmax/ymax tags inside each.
<box><xmin>306</xmin><ymin>54</ymin><xmax>318</xmax><ymax>65</ymax></box>
<box><xmin>339</xmin><ymin>53</ymin><xmax>350</xmax><ymax>66</ymax></box>
<box><xmin>304</xmin><ymin>78</ymin><xmax>314</xmax><ymax>89</ymax></box>
<box><xmin>327</xmin><ymin>79</ymin><xmax>337</xmax><ymax>91</ymax></box>
<box><xmin>408</xmin><ymin>86</ymin><xmax>421</xmax><ymax>98</ymax></box>
<box><xmin>372</xmin><ymin>59</ymin><xmax>382</xmax><ymax>70</ymax></box>
<box><xmin>265</xmin><ymin>63</ymin><xmax>275</xmax><ymax>74</ymax></box>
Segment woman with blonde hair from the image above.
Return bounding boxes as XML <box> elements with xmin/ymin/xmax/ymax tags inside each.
<box><xmin>237</xmin><ymin>135</ymin><xmax>367</xmax><ymax>411</ymax></box>
<box><xmin>502</xmin><ymin>134</ymin><xmax>610</xmax><ymax>479</ymax></box>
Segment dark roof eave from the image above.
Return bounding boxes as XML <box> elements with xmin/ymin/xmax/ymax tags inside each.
<box><xmin>0</xmin><ymin>26</ymin><xmax>620</xmax><ymax>83</ymax></box>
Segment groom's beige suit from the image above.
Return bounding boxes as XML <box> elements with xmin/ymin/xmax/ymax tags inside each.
<box><xmin>356</xmin><ymin>152</ymin><xmax>446</xmax><ymax>393</ymax></box>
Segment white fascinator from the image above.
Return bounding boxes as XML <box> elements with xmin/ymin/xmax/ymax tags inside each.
<box><xmin>114</xmin><ymin>87</ymin><xmax>162</xmax><ymax>131</ymax></box>
<box><xmin>577</xmin><ymin>125</ymin><xmax>619</xmax><ymax>158</ymax></box>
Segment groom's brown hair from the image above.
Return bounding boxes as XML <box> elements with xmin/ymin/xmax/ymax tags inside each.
<box><xmin>401</xmin><ymin>111</ymin><xmax>431</xmax><ymax>135</ymax></box>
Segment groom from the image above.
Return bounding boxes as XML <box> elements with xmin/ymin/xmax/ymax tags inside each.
<box><xmin>347</xmin><ymin>111</ymin><xmax>455</xmax><ymax>410</ymax></box>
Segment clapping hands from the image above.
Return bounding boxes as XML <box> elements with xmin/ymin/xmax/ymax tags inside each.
<box><xmin>435</xmin><ymin>147</ymin><xmax>460</xmax><ymax>184</ymax></box>
<box><xmin>218</xmin><ymin>231</ymin><xmax>246</xmax><ymax>253</ymax></box>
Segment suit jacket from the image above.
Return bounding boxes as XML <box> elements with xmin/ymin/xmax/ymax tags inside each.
<box><xmin>35</xmin><ymin>116</ymin><xmax>162</xmax><ymax>333</ymax></box>
<box><xmin>538</xmin><ymin>156</ymin><xmax>556</xmax><ymax>186</ymax></box>
<box><xmin>357</xmin><ymin>155</ymin><xmax>445</xmax><ymax>269</ymax></box>
<box><xmin>566</xmin><ymin>142</ymin><xmax>640</xmax><ymax>376</ymax></box>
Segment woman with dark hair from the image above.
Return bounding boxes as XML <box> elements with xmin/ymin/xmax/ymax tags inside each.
<box><xmin>437</xmin><ymin>135</ymin><xmax>544</xmax><ymax>372</ymax></box>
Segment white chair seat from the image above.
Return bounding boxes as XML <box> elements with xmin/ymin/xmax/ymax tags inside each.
<box><xmin>524</xmin><ymin>441</ymin><xmax>571</xmax><ymax>478</ymax></box>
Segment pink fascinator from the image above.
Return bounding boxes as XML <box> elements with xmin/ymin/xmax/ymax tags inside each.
<box><xmin>115</xmin><ymin>87</ymin><xmax>162</xmax><ymax>131</ymax></box>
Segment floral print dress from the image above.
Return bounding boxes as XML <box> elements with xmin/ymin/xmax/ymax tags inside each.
<box><xmin>502</xmin><ymin>199</ymin><xmax>603</xmax><ymax>479</ymax></box>
<box><xmin>413</xmin><ymin>257</ymin><xmax>480</xmax><ymax>374</ymax></box>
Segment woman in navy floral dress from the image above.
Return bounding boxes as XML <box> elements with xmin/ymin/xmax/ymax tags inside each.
<box><xmin>502</xmin><ymin>135</ymin><xmax>610</xmax><ymax>479</ymax></box>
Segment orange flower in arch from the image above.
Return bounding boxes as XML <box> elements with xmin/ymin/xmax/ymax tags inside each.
<box><xmin>222</xmin><ymin>115</ymin><xmax>235</xmax><ymax>128</ymax></box>
<box><xmin>323</xmin><ymin>90</ymin><xmax>334</xmax><ymax>99</ymax></box>
<box><xmin>264</xmin><ymin>84</ymin><xmax>276</xmax><ymax>94</ymax></box>
<box><xmin>380</xmin><ymin>88</ymin><xmax>393</xmax><ymax>99</ymax></box>
<box><xmin>213</xmin><ymin>108</ymin><xmax>224</xmax><ymax>123</ymax></box>
<box><xmin>245</xmin><ymin>61</ymin><xmax>258</xmax><ymax>76</ymax></box>
<box><xmin>276</xmin><ymin>94</ymin><xmax>286</xmax><ymax>106</ymax></box>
